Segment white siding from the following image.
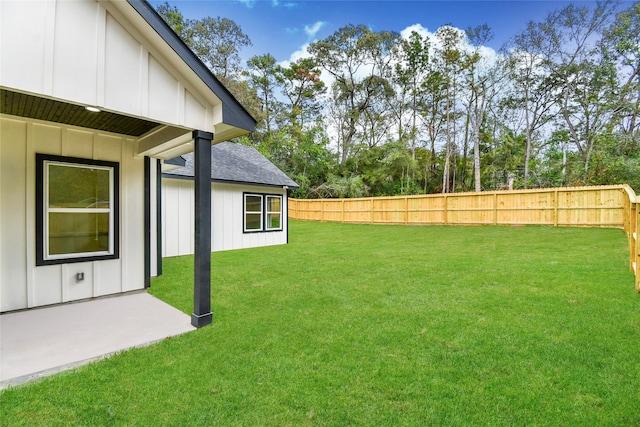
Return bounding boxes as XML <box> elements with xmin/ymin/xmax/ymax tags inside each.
<box><xmin>104</xmin><ymin>12</ymin><xmax>143</xmax><ymax>115</ymax></box>
<box><xmin>0</xmin><ymin>0</ymin><xmax>217</xmax><ymax>132</ymax></box>
<box><xmin>52</xmin><ymin>0</ymin><xmax>99</xmax><ymax>105</ymax></box>
<box><xmin>0</xmin><ymin>119</ymin><xmax>28</xmax><ymax>310</ymax></box>
<box><xmin>0</xmin><ymin>116</ymin><xmax>145</xmax><ymax>312</ymax></box>
<box><xmin>162</xmin><ymin>179</ymin><xmax>289</xmax><ymax>257</ymax></box>
<box><xmin>148</xmin><ymin>56</ymin><xmax>180</xmax><ymax>124</ymax></box>
<box><xmin>162</xmin><ymin>178</ymin><xmax>195</xmax><ymax>257</ymax></box>
<box><xmin>0</xmin><ymin>1</ymin><xmax>52</xmax><ymax>96</ymax></box>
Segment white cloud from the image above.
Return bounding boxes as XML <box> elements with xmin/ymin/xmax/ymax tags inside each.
<box><xmin>236</xmin><ymin>0</ymin><xmax>256</xmax><ymax>8</ymax></box>
<box><xmin>400</xmin><ymin>23</ymin><xmax>433</xmax><ymax>40</ymax></box>
<box><xmin>279</xmin><ymin>43</ymin><xmax>312</xmax><ymax>68</ymax></box>
<box><xmin>399</xmin><ymin>23</ymin><xmax>501</xmax><ymax>73</ymax></box>
<box><xmin>304</xmin><ymin>21</ymin><xmax>326</xmax><ymax>38</ymax></box>
<box><xmin>237</xmin><ymin>0</ymin><xmax>296</xmax><ymax>8</ymax></box>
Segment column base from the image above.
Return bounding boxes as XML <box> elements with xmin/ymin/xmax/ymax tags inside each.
<box><xmin>191</xmin><ymin>312</ymin><xmax>213</xmax><ymax>328</ymax></box>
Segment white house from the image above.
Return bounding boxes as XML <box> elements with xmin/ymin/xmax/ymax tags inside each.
<box><xmin>0</xmin><ymin>0</ymin><xmax>256</xmax><ymax>327</ymax></box>
<box><xmin>162</xmin><ymin>142</ymin><xmax>298</xmax><ymax>257</ymax></box>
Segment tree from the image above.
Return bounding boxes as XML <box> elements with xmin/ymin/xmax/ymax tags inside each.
<box><xmin>190</xmin><ymin>17</ymin><xmax>252</xmax><ymax>83</ymax></box>
<box><xmin>394</xmin><ymin>30</ymin><xmax>431</xmax><ymax>159</ymax></box>
<box><xmin>419</xmin><ymin>69</ymin><xmax>448</xmax><ymax>190</ymax></box>
<box><xmin>508</xmin><ymin>23</ymin><xmax>558</xmax><ymax>188</ymax></box>
<box><xmin>464</xmin><ymin>24</ymin><xmax>497</xmax><ymax>192</ymax></box>
<box><xmin>155</xmin><ymin>2</ymin><xmax>192</xmax><ymax>43</ymax></box>
<box><xmin>309</xmin><ymin>25</ymin><xmax>400</xmax><ymax>164</ymax></box>
<box><xmin>483</xmin><ymin>127</ymin><xmax>527</xmax><ymax>189</ymax></box>
<box><xmin>309</xmin><ymin>25</ymin><xmax>369</xmax><ymax>163</ymax></box>
<box><xmin>246</xmin><ymin>54</ymin><xmax>280</xmax><ymax>134</ymax></box>
<box><xmin>433</xmin><ymin>26</ymin><xmax>463</xmax><ymax>193</ymax></box>
<box><xmin>155</xmin><ymin>3</ymin><xmax>256</xmax><ymax>114</ymax></box>
<box><xmin>555</xmin><ymin>3</ymin><xmax>619</xmax><ymax>177</ymax></box>
<box><xmin>277</xmin><ymin>58</ymin><xmax>327</xmax><ymax>129</ymax></box>
<box><xmin>602</xmin><ymin>2</ymin><xmax>640</xmax><ymax>138</ymax></box>
<box><xmin>527</xmin><ymin>2</ymin><xmax>617</xmax><ymax>176</ymax></box>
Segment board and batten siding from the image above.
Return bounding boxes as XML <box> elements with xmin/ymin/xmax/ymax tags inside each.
<box><xmin>0</xmin><ymin>116</ymin><xmax>160</xmax><ymax>312</ymax></box>
<box><xmin>0</xmin><ymin>0</ymin><xmax>220</xmax><ymax>134</ymax></box>
<box><xmin>162</xmin><ymin>178</ymin><xmax>289</xmax><ymax>257</ymax></box>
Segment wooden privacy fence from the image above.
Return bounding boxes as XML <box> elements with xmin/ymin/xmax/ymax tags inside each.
<box><xmin>289</xmin><ymin>185</ymin><xmax>640</xmax><ymax>292</ymax></box>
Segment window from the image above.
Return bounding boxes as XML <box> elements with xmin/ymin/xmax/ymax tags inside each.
<box><xmin>243</xmin><ymin>193</ymin><xmax>283</xmax><ymax>232</ymax></box>
<box><xmin>265</xmin><ymin>195</ymin><xmax>282</xmax><ymax>231</ymax></box>
<box><xmin>244</xmin><ymin>194</ymin><xmax>263</xmax><ymax>232</ymax></box>
<box><xmin>36</xmin><ymin>154</ymin><xmax>119</xmax><ymax>265</ymax></box>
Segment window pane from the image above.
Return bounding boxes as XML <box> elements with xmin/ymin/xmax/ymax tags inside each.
<box><xmin>245</xmin><ymin>213</ymin><xmax>262</xmax><ymax>230</ymax></box>
<box><xmin>49</xmin><ymin>164</ymin><xmax>110</xmax><ymax>208</ymax></box>
<box><xmin>245</xmin><ymin>195</ymin><xmax>262</xmax><ymax>213</ymax></box>
<box><xmin>267</xmin><ymin>213</ymin><xmax>281</xmax><ymax>229</ymax></box>
<box><xmin>267</xmin><ymin>196</ymin><xmax>281</xmax><ymax>213</ymax></box>
<box><xmin>49</xmin><ymin>212</ymin><xmax>110</xmax><ymax>255</ymax></box>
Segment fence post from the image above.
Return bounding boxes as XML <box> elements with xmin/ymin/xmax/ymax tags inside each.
<box><xmin>632</xmin><ymin>196</ymin><xmax>640</xmax><ymax>292</ymax></box>
<box><xmin>405</xmin><ymin>197</ymin><xmax>409</xmax><ymax>224</ymax></box>
<box><xmin>370</xmin><ymin>198</ymin><xmax>374</xmax><ymax>223</ymax></box>
<box><xmin>493</xmin><ymin>192</ymin><xmax>498</xmax><ymax>225</ymax></box>
<box><xmin>624</xmin><ymin>190</ymin><xmax>630</xmax><ymax>235</ymax></box>
<box><xmin>444</xmin><ymin>194</ymin><xmax>448</xmax><ymax>225</ymax></box>
<box><xmin>554</xmin><ymin>189</ymin><xmax>559</xmax><ymax>227</ymax></box>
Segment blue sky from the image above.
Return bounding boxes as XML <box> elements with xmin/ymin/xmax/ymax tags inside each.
<box><xmin>149</xmin><ymin>1</ymin><xmax>617</xmax><ymax>64</ymax></box>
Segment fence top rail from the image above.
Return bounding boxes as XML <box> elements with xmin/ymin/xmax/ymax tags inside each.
<box><xmin>290</xmin><ymin>185</ymin><xmax>634</xmax><ymax>204</ymax></box>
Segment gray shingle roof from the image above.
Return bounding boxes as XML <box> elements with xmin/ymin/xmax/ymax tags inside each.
<box><xmin>163</xmin><ymin>142</ymin><xmax>299</xmax><ymax>189</ymax></box>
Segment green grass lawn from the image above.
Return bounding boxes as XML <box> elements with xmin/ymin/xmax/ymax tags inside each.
<box><xmin>2</xmin><ymin>220</ymin><xmax>639</xmax><ymax>426</ymax></box>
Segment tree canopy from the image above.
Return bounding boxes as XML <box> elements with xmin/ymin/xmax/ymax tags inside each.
<box><xmin>157</xmin><ymin>1</ymin><xmax>640</xmax><ymax>197</ymax></box>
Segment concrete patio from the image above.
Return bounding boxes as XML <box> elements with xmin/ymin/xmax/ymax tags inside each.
<box><xmin>0</xmin><ymin>291</ymin><xmax>195</xmax><ymax>389</ymax></box>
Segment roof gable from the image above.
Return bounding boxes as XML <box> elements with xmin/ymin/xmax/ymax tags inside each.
<box><xmin>1</xmin><ymin>0</ymin><xmax>255</xmax><ymax>150</ymax></box>
<box><xmin>127</xmin><ymin>0</ymin><xmax>256</xmax><ymax>133</ymax></box>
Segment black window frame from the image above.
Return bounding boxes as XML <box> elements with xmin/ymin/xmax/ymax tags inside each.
<box><xmin>36</xmin><ymin>153</ymin><xmax>120</xmax><ymax>266</ymax></box>
<box><xmin>243</xmin><ymin>192</ymin><xmax>283</xmax><ymax>233</ymax></box>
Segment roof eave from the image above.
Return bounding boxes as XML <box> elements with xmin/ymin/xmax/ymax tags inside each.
<box><xmin>162</xmin><ymin>173</ymin><xmax>299</xmax><ymax>190</ymax></box>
